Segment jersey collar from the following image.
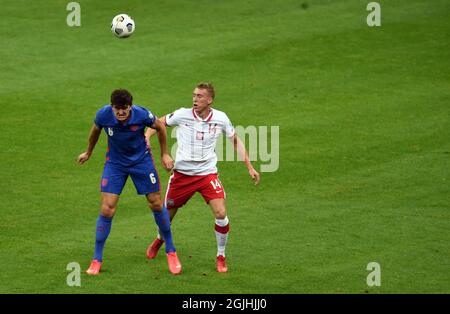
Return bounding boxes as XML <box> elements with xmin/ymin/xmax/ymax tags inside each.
<box><xmin>192</xmin><ymin>108</ymin><xmax>213</xmax><ymax>122</ymax></box>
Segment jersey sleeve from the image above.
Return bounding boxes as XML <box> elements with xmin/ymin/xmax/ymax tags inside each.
<box><xmin>94</xmin><ymin>109</ymin><xmax>104</xmax><ymax>129</ymax></box>
<box><xmin>165</xmin><ymin>109</ymin><xmax>182</xmax><ymax>127</ymax></box>
<box><xmin>222</xmin><ymin>114</ymin><xmax>235</xmax><ymax>138</ymax></box>
<box><xmin>143</xmin><ymin>109</ymin><xmax>157</xmax><ymax>127</ymax></box>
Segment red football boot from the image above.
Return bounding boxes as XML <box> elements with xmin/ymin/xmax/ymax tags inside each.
<box><xmin>146</xmin><ymin>238</ymin><xmax>164</xmax><ymax>259</ymax></box>
<box><xmin>86</xmin><ymin>259</ymin><xmax>102</xmax><ymax>275</ymax></box>
<box><xmin>166</xmin><ymin>251</ymin><xmax>182</xmax><ymax>275</ymax></box>
<box><xmin>216</xmin><ymin>255</ymin><xmax>228</xmax><ymax>273</ymax></box>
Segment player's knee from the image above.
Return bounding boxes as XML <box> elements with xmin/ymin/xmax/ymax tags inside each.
<box><xmin>215</xmin><ymin>208</ymin><xmax>227</xmax><ymax>220</ymax></box>
<box><xmin>148</xmin><ymin>199</ymin><xmax>163</xmax><ymax>211</ymax></box>
<box><xmin>101</xmin><ymin>204</ymin><xmax>116</xmax><ymax>217</ymax></box>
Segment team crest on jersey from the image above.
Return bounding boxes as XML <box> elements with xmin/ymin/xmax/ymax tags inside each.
<box><xmin>196</xmin><ymin>131</ymin><xmax>204</xmax><ymax>140</ymax></box>
<box><xmin>166</xmin><ymin>199</ymin><xmax>174</xmax><ymax>207</ymax></box>
<box><xmin>130</xmin><ymin>125</ymin><xmax>139</xmax><ymax>131</ymax></box>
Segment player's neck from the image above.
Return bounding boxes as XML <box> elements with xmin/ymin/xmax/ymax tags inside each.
<box><xmin>195</xmin><ymin>108</ymin><xmax>212</xmax><ymax>120</ymax></box>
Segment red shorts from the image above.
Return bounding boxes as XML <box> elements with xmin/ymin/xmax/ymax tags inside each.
<box><xmin>164</xmin><ymin>171</ymin><xmax>226</xmax><ymax>209</ymax></box>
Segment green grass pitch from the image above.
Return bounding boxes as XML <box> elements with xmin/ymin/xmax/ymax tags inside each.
<box><xmin>0</xmin><ymin>0</ymin><xmax>448</xmax><ymax>293</ymax></box>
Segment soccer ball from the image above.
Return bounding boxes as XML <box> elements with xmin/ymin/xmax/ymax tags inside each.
<box><xmin>111</xmin><ymin>14</ymin><xmax>135</xmax><ymax>38</ymax></box>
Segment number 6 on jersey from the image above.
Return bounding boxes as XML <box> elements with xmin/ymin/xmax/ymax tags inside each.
<box><xmin>150</xmin><ymin>173</ymin><xmax>156</xmax><ymax>184</ymax></box>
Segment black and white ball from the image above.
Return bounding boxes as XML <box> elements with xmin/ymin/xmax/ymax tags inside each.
<box><xmin>111</xmin><ymin>14</ymin><xmax>135</xmax><ymax>38</ymax></box>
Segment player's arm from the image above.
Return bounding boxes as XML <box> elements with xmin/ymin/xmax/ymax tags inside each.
<box><xmin>77</xmin><ymin>124</ymin><xmax>102</xmax><ymax>164</ymax></box>
<box><xmin>231</xmin><ymin>134</ymin><xmax>260</xmax><ymax>185</ymax></box>
<box><xmin>145</xmin><ymin>115</ymin><xmax>167</xmax><ymax>143</ymax></box>
<box><xmin>151</xmin><ymin>118</ymin><xmax>174</xmax><ymax>171</ymax></box>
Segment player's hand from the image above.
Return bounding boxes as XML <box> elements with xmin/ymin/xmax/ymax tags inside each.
<box><xmin>77</xmin><ymin>152</ymin><xmax>91</xmax><ymax>165</ymax></box>
<box><xmin>161</xmin><ymin>153</ymin><xmax>174</xmax><ymax>171</ymax></box>
<box><xmin>249</xmin><ymin>168</ymin><xmax>260</xmax><ymax>185</ymax></box>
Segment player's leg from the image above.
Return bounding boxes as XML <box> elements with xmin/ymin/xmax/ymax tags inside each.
<box><xmin>147</xmin><ymin>206</ymin><xmax>178</xmax><ymax>259</ymax></box>
<box><xmin>146</xmin><ymin>191</ymin><xmax>182</xmax><ymax>274</ymax></box>
<box><xmin>147</xmin><ymin>171</ymin><xmax>197</xmax><ymax>259</ymax></box>
<box><xmin>130</xmin><ymin>159</ymin><xmax>182</xmax><ymax>274</ymax></box>
<box><xmin>209</xmin><ymin>198</ymin><xmax>230</xmax><ymax>273</ymax></box>
<box><xmin>87</xmin><ymin>193</ymin><xmax>121</xmax><ymax>275</ymax></box>
<box><xmin>148</xmin><ymin>173</ymin><xmax>179</xmax><ymax>257</ymax></box>
<box><xmin>87</xmin><ymin>163</ymin><xmax>127</xmax><ymax>275</ymax></box>
<box><xmin>129</xmin><ymin>159</ymin><xmax>178</xmax><ymax>253</ymax></box>
<box><xmin>199</xmin><ymin>174</ymin><xmax>229</xmax><ymax>272</ymax></box>
<box><xmin>146</xmin><ymin>191</ymin><xmax>176</xmax><ymax>253</ymax></box>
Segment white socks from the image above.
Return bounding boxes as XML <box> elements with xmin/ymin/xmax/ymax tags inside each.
<box><xmin>214</xmin><ymin>216</ymin><xmax>230</xmax><ymax>257</ymax></box>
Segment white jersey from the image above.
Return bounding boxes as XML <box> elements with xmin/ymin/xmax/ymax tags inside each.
<box><xmin>166</xmin><ymin>107</ymin><xmax>235</xmax><ymax>176</ymax></box>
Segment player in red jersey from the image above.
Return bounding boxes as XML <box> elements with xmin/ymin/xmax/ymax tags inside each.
<box><xmin>145</xmin><ymin>83</ymin><xmax>260</xmax><ymax>272</ymax></box>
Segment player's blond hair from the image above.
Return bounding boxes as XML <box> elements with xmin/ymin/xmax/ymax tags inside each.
<box><xmin>196</xmin><ymin>82</ymin><xmax>215</xmax><ymax>100</ymax></box>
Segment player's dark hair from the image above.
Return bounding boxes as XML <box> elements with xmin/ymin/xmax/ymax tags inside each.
<box><xmin>196</xmin><ymin>82</ymin><xmax>215</xmax><ymax>100</ymax></box>
<box><xmin>111</xmin><ymin>89</ymin><xmax>133</xmax><ymax>108</ymax></box>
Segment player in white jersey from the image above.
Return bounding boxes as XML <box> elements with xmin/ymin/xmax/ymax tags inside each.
<box><xmin>145</xmin><ymin>82</ymin><xmax>260</xmax><ymax>272</ymax></box>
